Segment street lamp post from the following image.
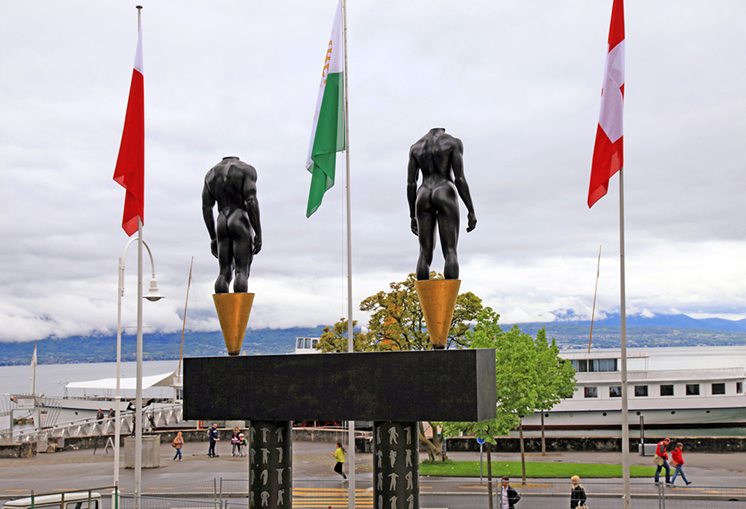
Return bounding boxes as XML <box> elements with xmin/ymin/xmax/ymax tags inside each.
<box><xmin>114</xmin><ymin>236</ymin><xmax>163</xmax><ymax>497</ymax></box>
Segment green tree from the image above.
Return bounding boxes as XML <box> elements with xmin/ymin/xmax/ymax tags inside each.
<box><xmin>360</xmin><ymin>273</ymin><xmax>483</xmax><ymax>351</ymax></box>
<box><xmin>533</xmin><ymin>329</ymin><xmax>576</xmax><ymax>455</ymax></box>
<box><xmin>444</xmin><ymin>308</ymin><xmax>575</xmax><ymax>485</ymax></box>
<box><xmin>315</xmin><ymin>318</ymin><xmax>371</xmax><ymax>352</ymax></box>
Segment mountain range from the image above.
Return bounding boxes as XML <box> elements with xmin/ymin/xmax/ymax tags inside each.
<box><xmin>1</xmin><ymin>313</ymin><xmax>746</xmax><ymax>366</ymax></box>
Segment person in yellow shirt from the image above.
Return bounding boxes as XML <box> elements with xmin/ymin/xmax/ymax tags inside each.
<box><xmin>331</xmin><ymin>442</ymin><xmax>347</xmax><ymax>480</ymax></box>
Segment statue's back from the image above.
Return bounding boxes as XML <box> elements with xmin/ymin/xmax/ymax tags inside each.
<box><xmin>206</xmin><ymin>158</ymin><xmax>256</xmax><ymax>211</ymax></box>
<box><xmin>411</xmin><ymin>130</ymin><xmax>459</xmax><ymax>180</ymax></box>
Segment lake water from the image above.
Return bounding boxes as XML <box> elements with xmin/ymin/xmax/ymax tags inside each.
<box><xmin>0</xmin><ymin>360</ymin><xmax>180</xmax><ymax>399</ymax></box>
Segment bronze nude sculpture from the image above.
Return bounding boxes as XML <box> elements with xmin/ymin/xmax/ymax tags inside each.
<box><xmin>407</xmin><ymin>128</ymin><xmax>476</xmax><ymax>280</ymax></box>
<box><xmin>202</xmin><ymin>156</ymin><xmax>262</xmax><ymax>294</ymax></box>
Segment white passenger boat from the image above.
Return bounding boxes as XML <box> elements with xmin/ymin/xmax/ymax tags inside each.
<box><xmin>523</xmin><ymin>346</ymin><xmax>746</xmax><ymax>430</ymax></box>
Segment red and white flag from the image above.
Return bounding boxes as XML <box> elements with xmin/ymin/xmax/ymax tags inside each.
<box><xmin>588</xmin><ymin>0</ymin><xmax>625</xmax><ymax>208</ymax></box>
<box><xmin>113</xmin><ymin>15</ymin><xmax>145</xmax><ymax>236</ymax></box>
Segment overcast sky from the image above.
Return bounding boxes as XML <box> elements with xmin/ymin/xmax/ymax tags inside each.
<box><xmin>1</xmin><ymin>1</ymin><xmax>745</xmax><ymax>342</ymax></box>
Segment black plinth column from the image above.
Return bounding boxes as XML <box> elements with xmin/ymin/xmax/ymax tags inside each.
<box><xmin>373</xmin><ymin>422</ymin><xmax>418</xmax><ymax>509</ymax></box>
<box><xmin>249</xmin><ymin>421</ymin><xmax>292</xmax><ymax>509</ymax></box>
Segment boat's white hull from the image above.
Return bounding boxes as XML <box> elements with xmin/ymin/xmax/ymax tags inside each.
<box><xmin>523</xmin><ymin>406</ymin><xmax>746</xmax><ymax>430</ymax></box>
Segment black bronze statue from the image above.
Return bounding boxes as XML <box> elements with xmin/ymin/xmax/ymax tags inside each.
<box><xmin>202</xmin><ymin>156</ymin><xmax>262</xmax><ymax>293</ymax></box>
<box><xmin>407</xmin><ymin>128</ymin><xmax>476</xmax><ymax>280</ymax></box>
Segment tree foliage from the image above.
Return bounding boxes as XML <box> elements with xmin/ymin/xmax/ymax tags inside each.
<box><xmin>360</xmin><ymin>272</ymin><xmax>483</xmax><ymax>351</ymax></box>
<box><xmin>315</xmin><ymin>318</ymin><xmax>370</xmax><ymax>353</ymax></box>
<box><xmin>534</xmin><ymin>329</ymin><xmax>576</xmax><ymax>410</ymax></box>
<box><xmin>444</xmin><ymin>308</ymin><xmax>576</xmax><ymax>442</ymax></box>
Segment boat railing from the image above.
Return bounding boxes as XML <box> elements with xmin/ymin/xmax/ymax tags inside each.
<box><xmin>0</xmin><ymin>402</ymin><xmax>183</xmax><ymax>445</ymax></box>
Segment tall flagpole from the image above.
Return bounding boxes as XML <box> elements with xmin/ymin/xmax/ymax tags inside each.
<box><xmin>135</xmin><ymin>217</ymin><xmax>144</xmax><ymax>508</ymax></box>
<box><xmin>341</xmin><ymin>0</ymin><xmax>355</xmax><ymax>506</ymax></box>
<box><xmin>619</xmin><ymin>170</ymin><xmax>630</xmax><ymax>509</ymax></box>
<box><xmin>114</xmin><ymin>254</ymin><xmax>125</xmax><ymax>492</ymax></box>
<box><xmin>133</xmin><ymin>9</ymin><xmax>144</xmax><ymax>508</ymax></box>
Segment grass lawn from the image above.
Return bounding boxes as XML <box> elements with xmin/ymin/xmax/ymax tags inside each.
<box><xmin>419</xmin><ymin>460</ymin><xmax>656</xmax><ymax>478</ymax></box>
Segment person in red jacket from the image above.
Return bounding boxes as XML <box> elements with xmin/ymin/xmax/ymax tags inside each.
<box><xmin>670</xmin><ymin>442</ymin><xmax>692</xmax><ymax>486</ymax></box>
<box><xmin>654</xmin><ymin>437</ymin><xmax>671</xmax><ymax>484</ymax></box>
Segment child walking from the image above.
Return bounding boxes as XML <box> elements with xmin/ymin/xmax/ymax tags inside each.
<box><xmin>331</xmin><ymin>442</ymin><xmax>347</xmax><ymax>480</ymax></box>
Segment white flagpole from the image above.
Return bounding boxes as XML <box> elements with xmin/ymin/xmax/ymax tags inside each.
<box><xmin>134</xmin><ymin>217</ymin><xmax>144</xmax><ymax>509</ymax></box>
<box><xmin>619</xmin><ymin>169</ymin><xmax>630</xmax><ymax>509</ymax></box>
<box><xmin>341</xmin><ymin>0</ymin><xmax>355</xmax><ymax>506</ymax></box>
<box><xmin>114</xmin><ymin>254</ymin><xmax>124</xmax><ymax>492</ymax></box>
<box><xmin>134</xmin><ymin>8</ymin><xmax>144</xmax><ymax>503</ymax></box>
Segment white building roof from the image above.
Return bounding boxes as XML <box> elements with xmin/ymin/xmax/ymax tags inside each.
<box><xmin>65</xmin><ymin>371</ymin><xmax>177</xmax><ymax>390</ymax></box>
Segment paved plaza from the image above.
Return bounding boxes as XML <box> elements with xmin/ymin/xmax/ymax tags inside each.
<box><xmin>1</xmin><ymin>440</ymin><xmax>744</xmax><ymax>505</ymax></box>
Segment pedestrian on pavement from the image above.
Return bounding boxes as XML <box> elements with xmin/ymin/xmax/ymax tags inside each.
<box><xmin>331</xmin><ymin>442</ymin><xmax>347</xmax><ymax>480</ymax></box>
<box><xmin>570</xmin><ymin>475</ymin><xmax>587</xmax><ymax>508</ymax></box>
<box><xmin>670</xmin><ymin>442</ymin><xmax>692</xmax><ymax>486</ymax></box>
<box><xmin>108</xmin><ymin>408</ymin><xmax>115</xmax><ymax>419</ymax></box>
<box><xmin>172</xmin><ymin>431</ymin><xmax>184</xmax><ymax>461</ymax></box>
<box><xmin>231</xmin><ymin>426</ymin><xmax>241</xmax><ymax>457</ymax></box>
<box><xmin>238</xmin><ymin>432</ymin><xmax>246</xmax><ymax>457</ymax></box>
<box><xmin>499</xmin><ymin>477</ymin><xmax>521</xmax><ymax>509</ymax></box>
<box><xmin>208</xmin><ymin>423</ymin><xmax>220</xmax><ymax>457</ymax></box>
<box><xmin>654</xmin><ymin>437</ymin><xmax>672</xmax><ymax>485</ymax></box>
<box><xmin>96</xmin><ymin>408</ymin><xmax>104</xmax><ymax>422</ymax></box>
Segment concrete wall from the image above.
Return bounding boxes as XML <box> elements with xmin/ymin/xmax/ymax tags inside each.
<box><xmin>27</xmin><ymin>428</ymin><xmax>746</xmax><ymax>455</ymax></box>
<box><xmin>0</xmin><ymin>442</ymin><xmax>36</xmax><ymax>458</ymax></box>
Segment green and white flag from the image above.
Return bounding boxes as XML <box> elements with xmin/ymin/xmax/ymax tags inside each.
<box><xmin>305</xmin><ymin>0</ymin><xmax>346</xmax><ymax>217</ymax></box>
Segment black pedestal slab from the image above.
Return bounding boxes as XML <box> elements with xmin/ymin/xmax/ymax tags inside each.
<box><xmin>373</xmin><ymin>422</ymin><xmax>418</xmax><ymax>509</ymax></box>
<box><xmin>184</xmin><ymin>349</ymin><xmax>496</xmax><ymax>422</ymax></box>
<box><xmin>249</xmin><ymin>421</ymin><xmax>292</xmax><ymax>509</ymax></box>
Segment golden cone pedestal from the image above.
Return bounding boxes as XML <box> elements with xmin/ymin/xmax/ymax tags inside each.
<box><xmin>415</xmin><ymin>279</ymin><xmax>460</xmax><ymax>349</ymax></box>
<box><xmin>213</xmin><ymin>293</ymin><xmax>255</xmax><ymax>356</ymax></box>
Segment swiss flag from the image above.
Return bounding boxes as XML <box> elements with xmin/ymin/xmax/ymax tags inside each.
<box><xmin>113</xmin><ymin>16</ymin><xmax>144</xmax><ymax>236</ymax></box>
<box><xmin>588</xmin><ymin>0</ymin><xmax>625</xmax><ymax>208</ymax></box>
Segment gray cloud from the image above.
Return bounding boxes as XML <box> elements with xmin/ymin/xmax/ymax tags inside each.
<box><xmin>1</xmin><ymin>0</ymin><xmax>745</xmax><ymax>341</ymax></box>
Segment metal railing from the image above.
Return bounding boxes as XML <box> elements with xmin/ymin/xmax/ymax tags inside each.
<box><xmin>0</xmin><ymin>486</ymin><xmax>117</xmax><ymax>509</ymax></box>
<box><xmin>4</xmin><ymin>479</ymin><xmax>745</xmax><ymax>509</ymax></box>
<box><xmin>0</xmin><ymin>404</ymin><xmax>183</xmax><ymax>445</ymax></box>
<box><xmin>483</xmin><ymin>480</ymin><xmax>746</xmax><ymax>509</ymax></box>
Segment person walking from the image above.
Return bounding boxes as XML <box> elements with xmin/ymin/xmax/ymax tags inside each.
<box><xmin>238</xmin><ymin>432</ymin><xmax>246</xmax><ymax>457</ymax></box>
<box><xmin>570</xmin><ymin>475</ymin><xmax>587</xmax><ymax>508</ymax></box>
<box><xmin>331</xmin><ymin>442</ymin><xmax>347</xmax><ymax>481</ymax></box>
<box><xmin>231</xmin><ymin>427</ymin><xmax>241</xmax><ymax>457</ymax></box>
<box><xmin>670</xmin><ymin>442</ymin><xmax>692</xmax><ymax>486</ymax></box>
<box><xmin>654</xmin><ymin>437</ymin><xmax>672</xmax><ymax>485</ymax></box>
<box><xmin>172</xmin><ymin>431</ymin><xmax>184</xmax><ymax>461</ymax></box>
<box><xmin>208</xmin><ymin>423</ymin><xmax>220</xmax><ymax>457</ymax></box>
<box><xmin>499</xmin><ymin>477</ymin><xmax>521</xmax><ymax>509</ymax></box>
